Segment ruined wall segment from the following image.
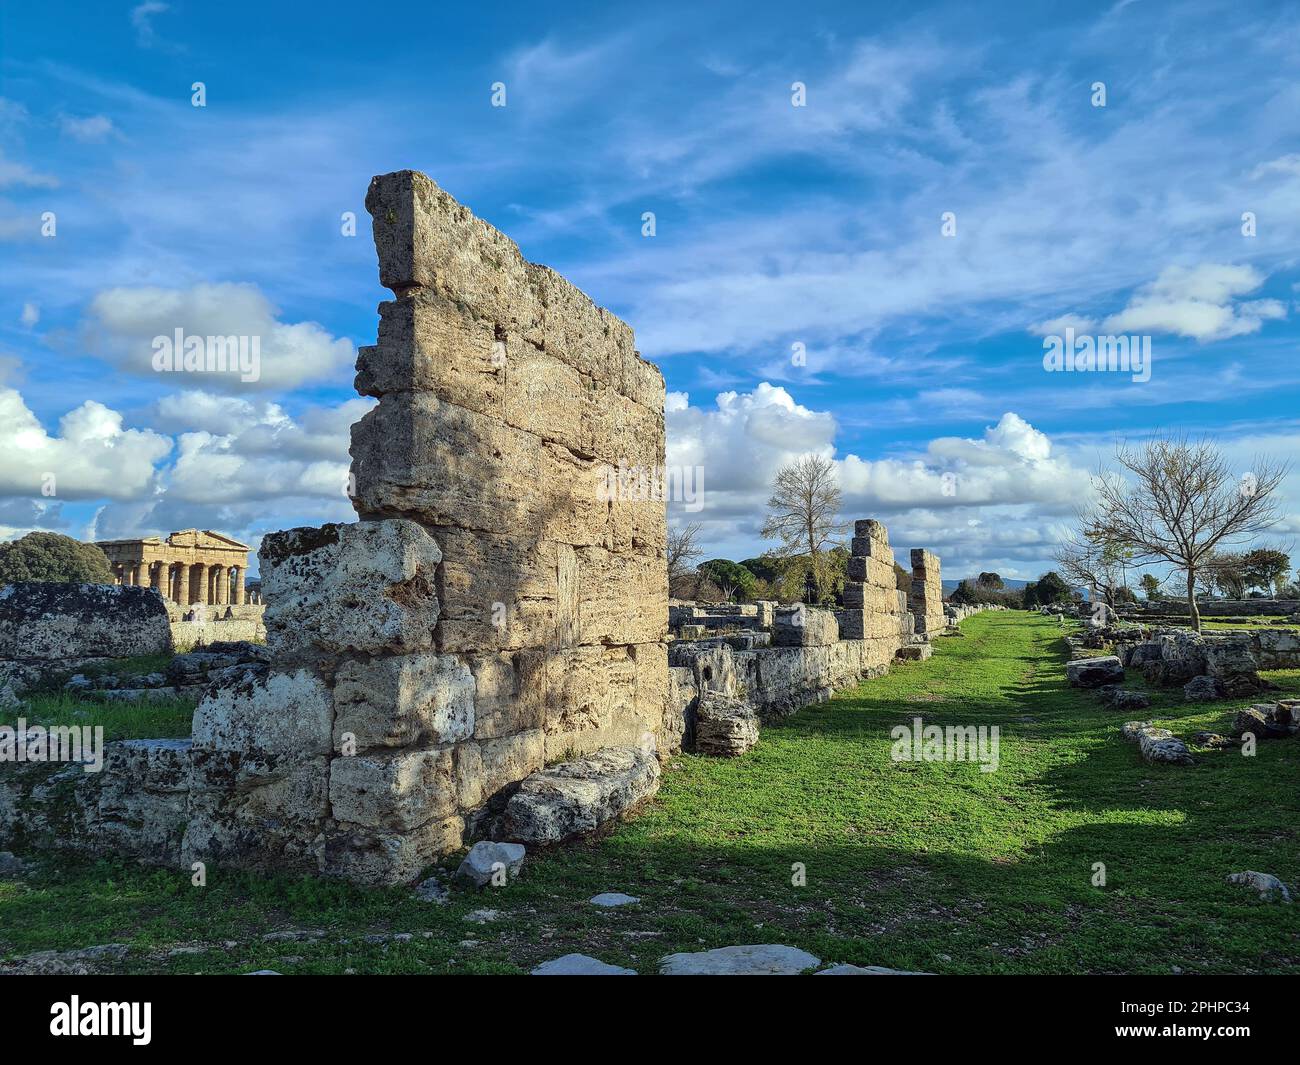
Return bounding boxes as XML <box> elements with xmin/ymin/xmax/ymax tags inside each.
<box><xmin>353</xmin><ymin>171</ymin><xmax>668</xmax><ymax>774</ymax></box>
<box><xmin>908</xmin><ymin>549</ymin><xmax>944</xmax><ymax>636</ymax></box>
<box><xmin>837</xmin><ymin>520</ymin><xmax>911</xmax><ymax>668</ymax></box>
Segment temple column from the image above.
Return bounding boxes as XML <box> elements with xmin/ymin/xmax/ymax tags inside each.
<box><xmin>232</xmin><ymin>567</ymin><xmax>244</xmax><ymax>605</ymax></box>
<box><xmin>216</xmin><ymin>565</ymin><xmax>228</xmax><ymax>606</ymax></box>
<box><xmin>188</xmin><ymin>564</ymin><xmax>205</xmax><ymax>605</ymax></box>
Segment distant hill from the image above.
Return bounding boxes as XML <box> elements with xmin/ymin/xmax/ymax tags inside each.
<box><xmin>942</xmin><ymin>578</ymin><xmax>1032</xmax><ymax>593</ymax></box>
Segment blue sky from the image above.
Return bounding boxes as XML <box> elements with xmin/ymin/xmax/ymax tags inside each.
<box><xmin>1</xmin><ymin>0</ymin><xmax>1298</xmax><ymax>582</ymax></box>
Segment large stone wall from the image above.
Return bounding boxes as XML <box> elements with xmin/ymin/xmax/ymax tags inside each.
<box><xmin>174</xmin><ymin>171</ymin><xmax>670</xmax><ymax>884</ymax></box>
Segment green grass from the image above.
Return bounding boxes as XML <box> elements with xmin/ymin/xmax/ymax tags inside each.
<box><xmin>20</xmin><ymin>692</ymin><xmax>195</xmax><ymax>741</ymax></box>
<box><xmin>2</xmin><ymin>612</ymin><xmax>1297</xmax><ymax>974</ymax></box>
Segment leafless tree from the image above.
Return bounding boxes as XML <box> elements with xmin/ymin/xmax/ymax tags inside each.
<box><xmin>1053</xmin><ymin>529</ymin><xmax>1122</xmax><ymax>609</ymax></box>
<box><xmin>667</xmin><ymin>522</ymin><xmax>704</xmax><ymax>589</ymax></box>
<box><xmin>760</xmin><ymin>454</ymin><xmax>848</xmax><ymax>596</ymax></box>
<box><xmin>1083</xmin><ymin>436</ymin><xmax>1287</xmax><ymax>632</ymax></box>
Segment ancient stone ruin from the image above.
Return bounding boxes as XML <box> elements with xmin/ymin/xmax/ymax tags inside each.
<box><xmin>0</xmin><ymin>170</ymin><xmax>966</xmax><ymax>887</ymax></box>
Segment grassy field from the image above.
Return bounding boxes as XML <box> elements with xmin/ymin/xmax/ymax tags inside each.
<box><xmin>2</xmin><ymin>612</ymin><xmax>1297</xmax><ymax>974</ymax></box>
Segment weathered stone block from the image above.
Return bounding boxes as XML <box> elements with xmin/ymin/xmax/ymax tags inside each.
<box><xmin>501</xmin><ymin>745</ymin><xmax>660</xmax><ymax>843</ymax></box>
<box><xmin>773</xmin><ymin>607</ymin><xmax>839</xmax><ymax>646</ymax></box>
<box><xmin>191</xmin><ymin>665</ymin><xmax>333</xmax><ymax>758</ymax></box>
<box><xmin>261</xmin><ymin>521</ymin><xmax>440</xmax><ymax>659</ymax></box>
<box><xmin>333</xmin><ymin>653</ymin><xmax>474</xmax><ymax>751</ymax></box>
<box><xmin>328</xmin><ymin>747</ymin><xmax>457</xmax><ymax>831</ymax></box>
<box><xmin>841</xmin><ymin>582</ymin><xmax>902</xmax><ymax>612</ymax></box>
<box><xmin>695</xmin><ymin>691</ymin><xmax>760</xmax><ymax>757</ymax></box>
<box><xmin>1067</xmin><ymin>656</ymin><xmax>1125</xmax><ymax>688</ymax></box>
<box><xmin>322</xmin><ymin>813</ymin><xmax>463</xmax><ymax>885</ymax></box>
<box><xmin>846</xmin><ymin>555</ymin><xmax>897</xmax><ymax>587</ymax></box>
<box><xmin>0</xmin><ymin>582</ymin><xmax>172</xmax><ymax>662</ymax></box>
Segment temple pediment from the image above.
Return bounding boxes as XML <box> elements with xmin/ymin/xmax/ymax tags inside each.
<box><xmin>167</xmin><ymin>529</ymin><xmax>251</xmax><ymax>550</ymax></box>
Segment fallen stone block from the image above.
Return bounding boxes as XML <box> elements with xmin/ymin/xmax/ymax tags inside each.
<box><xmin>531</xmin><ymin>953</ymin><xmax>637</xmax><ymax>975</ymax></box>
<box><xmin>894</xmin><ymin>643</ymin><xmax>933</xmax><ymax>662</ymax></box>
<box><xmin>1120</xmin><ymin>721</ymin><xmax>1192</xmax><ymax>765</ymax></box>
<box><xmin>0</xmin><ymin>582</ymin><xmax>172</xmax><ymax>661</ymax></box>
<box><xmin>694</xmin><ymin>691</ymin><xmax>760</xmax><ymax>757</ymax></box>
<box><xmin>589</xmin><ymin>892</ymin><xmax>640</xmax><ymax>907</ymax></box>
<box><xmin>1233</xmin><ymin>706</ymin><xmax>1292</xmax><ymax>740</ymax></box>
<box><xmin>659</xmin><ymin>944</ymin><xmax>821</xmax><ymax>975</ymax></box>
<box><xmin>1067</xmin><ymin>656</ymin><xmax>1124</xmax><ymax>688</ymax></box>
<box><xmin>456</xmin><ymin>840</ymin><xmax>526</xmax><ymax>887</ymax></box>
<box><xmin>501</xmin><ymin>746</ymin><xmax>661</xmax><ymax>843</ymax></box>
<box><xmin>1182</xmin><ymin>675</ymin><xmax>1223</xmax><ymax>701</ymax></box>
<box><xmin>1099</xmin><ymin>685</ymin><xmax>1151</xmax><ymax>711</ymax></box>
<box><xmin>1226</xmin><ymin>870</ymin><xmax>1292</xmax><ymax>903</ymax></box>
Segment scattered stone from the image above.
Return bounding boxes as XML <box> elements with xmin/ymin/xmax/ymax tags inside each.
<box><xmin>1120</xmin><ymin>721</ymin><xmax>1192</xmax><ymax>765</ymax></box>
<box><xmin>1099</xmin><ymin>685</ymin><xmax>1151</xmax><ymax>710</ymax></box>
<box><xmin>1234</xmin><ymin>705</ymin><xmax>1294</xmax><ymax>740</ymax></box>
<box><xmin>815</xmin><ymin>963</ymin><xmax>931</xmax><ymax>975</ymax></box>
<box><xmin>501</xmin><ymin>746</ymin><xmax>661</xmax><ymax>844</ymax></box>
<box><xmin>531</xmin><ymin>953</ymin><xmax>637</xmax><ymax>975</ymax></box>
<box><xmin>659</xmin><ymin>944</ymin><xmax>821</xmax><ymax>975</ymax></box>
<box><xmin>694</xmin><ymin>691</ymin><xmax>760</xmax><ymax>757</ymax></box>
<box><xmin>1226</xmin><ymin>871</ymin><xmax>1291</xmax><ymax>903</ymax></box>
<box><xmin>0</xmin><ymin>943</ymin><xmax>130</xmax><ymax>975</ymax></box>
<box><xmin>64</xmin><ymin>673</ymin><xmax>94</xmax><ymax>692</ymax></box>
<box><xmin>413</xmin><ymin>876</ymin><xmax>450</xmax><ymax>904</ymax></box>
<box><xmin>456</xmin><ymin>841</ymin><xmax>526</xmax><ymax>888</ymax></box>
<box><xmin>589</xmin><ymin>892</ymin><xmax>640</xmax><ymax>907</ymax></box>
<box><xmin>1182</xmin><ymin>675</ymin><xmax>1223</xmax><ymax>701</ymax></box>
<box><xmin>0</xmin><ymin>850</ymin><xmax>30</xmax><ymax>877</ymax></box>
<box><xmin>463</xmin><ymin>908</ymin><xmax>499</xmax><ymax>923</ymax></box>
<box><xmin>1067</xmin><ymin>656</ymin><xmax>1125</xmax><ymax>688</ymax></box>
<box><xmin>1191</xmin><ymin>731</ymin><xmax>1236</xmax><ymax>749</ymax></box>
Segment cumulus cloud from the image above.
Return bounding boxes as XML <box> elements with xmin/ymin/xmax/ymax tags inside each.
<box><xmin>1040</xmin><ymin>264</ymin><xmax>1288</xmax><ymax>343</ymax></box>
<box><xmin>85</xmin><ymin>282</ymin><xmax>355</xmax><ymax>391</ymax></box>
<box><xmin>666</xmin><ymin>383</ymin><xmax>1092</xmax><ymax>575</ymax></box>
<box><xmin>20</xmin><ymin>302</ymin><xmax>38</xmax><ymax>327</ymax></box>
<box><xmin>0</xmin><ymin>387</ymin><xmax>171</xmax><ymax>501</ymax></box>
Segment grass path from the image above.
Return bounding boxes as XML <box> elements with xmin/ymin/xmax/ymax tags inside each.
<box><xmin>2</xmin><ymin>612</ymin><xmax>1297</xmax><ymax>974</ymax></box>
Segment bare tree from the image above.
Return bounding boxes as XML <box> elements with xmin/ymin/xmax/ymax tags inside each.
<box><xmin>1053</xmin><ymin>528</ymin><xmax>1122</xmax><ymax>609</ymax></box>
<box><xmin>667</xmin><ymin>521</ymin><xmax>704</xmax><ymax>595</ymax></box>
<box><xmin>760</xmin><ymin>455</ymin><xmax>848</xmax><ymax>597</ymax></box>
<box><xmin>1084</xmin><ymin>436</ymin><xmax>1287</xmax><ymax>632</ymax></box>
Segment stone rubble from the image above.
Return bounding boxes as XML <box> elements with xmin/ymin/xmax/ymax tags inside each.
<box><xmin>1226</xmin><ymin>870</ymin><xmax>1292</xmax><ymax>903</ymax></box>
<box><xmin>1121</xmin><ymin>721</ymin><xmax>1193</xmax><ymax>765</ymax></box>
<box><xmin>694</xmin><ymin>690</ymin><xmax>760</xmax><ymax>757</ymax></box>
<box><xmin>659</xmin><ymin>943</ymin><xmax>822</xmax><ymax>975</ymax></box>
<box><xmin>501</xmin><ymin>746</ymin><xmax>661</xmax><ymax>843</ymax></box>
<box><xmin>455</xmin><ymin>841</ymin><xmax>526</xmax><ymax>887</ymax></box>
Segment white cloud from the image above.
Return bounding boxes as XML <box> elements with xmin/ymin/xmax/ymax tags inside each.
<box><xmin>85</xmin><ymin>282</ymin><xmax>355</xmax><ymax>391</ymax></box>
<box><xmin>0</xmin><ymin>149</ymin><xmax>57</xmax><ymax>190</ymax></box>
<box><xmin>130</xmin><ymin>2</ymin><xmax>171</xmax><ymax>49</ymax></box>
<box><xmin>59</xmin><ymin>114</ymin><xmax>117</xmax><ymax>143</ymax></box>
<box><xmin>0</xmin><ymin>387</ymin><xmax>171</xmax><ymax>501</ymax></box>
<box><xmin>1094</xmin><ymin>264</ymin><xmax>1287</xmax><ymax>341</ymax></box>
<box><xmin>667</xmin><ymin>384</ymin><xmax>1091</xmax><ymax>572</ymax></box>
<box><xmin>20</xmin><ymin>302</ymin><xmax>38</xmax><ymax>327</ymax></box>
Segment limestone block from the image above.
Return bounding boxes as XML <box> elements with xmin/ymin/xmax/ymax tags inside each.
<box><xmin>532</xmin><ymin>954</ymin><xmax>637</xmax><ymax>976</ymax></box>
<box><xmin>468</xmin><ymin>649</ymin><xmax>547</xmax><ymax>740</ymax></box>
<box><xmin>322</xmin><ymin>813</ymin><xmax>463</xmax><ymax>886</ymax></box>
<box><xmin>846</xmin><ymin>556</ymin><xmax>897</xmax><ymax>587</ymax></box>
<box><xmin>773</xmin><ymin>607</ymin><xmax>839</xmax><ymax>646</ymax></box>
<box><xmin>182</xmin><ymin>751</ymin><xmax>330</xmax><ymax>873</ymax></box>
<box><xmin>854</xmin><ymin>519</ymin><xmax>889</xmax><ymax>542</ymax></box>
<box><xmin>836</xmin><ymin>609</ymin><xmax>911</xmax><ymax>640</ymax></box>
<box><xmin>191</xmin><ymin>665</ymin><xmax>333</xmax><ymax>758</ymax></box>
<box><xmin>659</xmin><ymin>944</ymin><xmax>821</xmax><ymax>976</ymax></box>
<box><xmin>350</xmin><ymin>392</ymin><xmax>546</xmax><ymax>534</ymax></box>
<box><xmin>456</xmin><ymin>840</ymin><xmax>526</xmax><ymax>887</ymax></box>
<box><xmin>848</xmin><ymin>537</ymin><xmax>894</xmax><ymax>566</ymax></box>
<box><xmin>695</xmin><ymin>691</ymin><xmax>760</xmax><ymax>757</ymax></box>
<box><xmin>366</xmin><ymin>170</ymin><xmax>541</xmax><ymax>333</ymax></box>
<box><xmin>475</xmin><ymin>729</ymin><xmax>547</xmax><ymax>805</ymax></box>
<box><xmin>842</xmin><ymin>583</ymin><xmax>901</xmax><ymax>612</ymax></box>
<box><xmin>0</xmin><ymin>582</ymin><xmax>172</xmax><ymax>662</ymax></box>
<box><xmin>328</xmin><ymin>747</ymin><xmax>457</xmax><ymax>831</ymax></box>
<box><xmin>356</xmin><ymin>293</ymin><xmax>502</xmax><ymax>414</ymax></box>
<box><xmin>1066</xmin><ymin>656</ymin><xmax>1125</xmax><ymax>688</ymax></box>
<box><xmin>333</xmin><ymin>653</ymin><xmax>475</xmax><ymax>751</ymax></box>
<box><xmin>501</xmin><ymin>745</ymin><xmax>661</xmax><ymax>844</ymax></box>
<box><xmin>260</xmin><ymin>521</ymin><xmax>440</xmax><ymax>659</ymax></box>
<box><xmin>910</xmin><ymin>548</ymin><xmax>940</xmax><ymax>577</ymax></box>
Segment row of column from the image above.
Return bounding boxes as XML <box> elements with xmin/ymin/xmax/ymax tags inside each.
<box><xmin>113</xmin><ymin>562</ymin><xmax>245</xmax><ymax>606</ymax></box>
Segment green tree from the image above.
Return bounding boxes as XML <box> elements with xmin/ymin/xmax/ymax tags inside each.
<box><xmin>1140</xmin><ymin>573</ymin><xmax>1161</xmax><ymax>601</ymax></box>
<box><xmin>1241</xmin><ymin>548</ymin><xmax>1291</xmax><ymax>597</ymax></box>
<box><xmin>976</xmin><ymin>572</ymin><xmax>1004</xmax><ymax>590</ymax></box>
<box><xmin>697</xmin><ymin>559</ymin><xmax>757</xmax><ymax>602</ymax></box>
<box><xmin>0</xmin><ymin>532</ymin><xmax>115</xmax><ymax>586</ymax></box>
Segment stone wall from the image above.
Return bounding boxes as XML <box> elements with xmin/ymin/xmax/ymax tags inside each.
<box><xmin>907</xmin><ymin>549</ymin><xmax>944</xmax><ymax>634</ymax></box>
<box><xmin>1130</xmin><ymin>599</ymin><xmax>1300</xmax><ymax>618</ymax></box>
<box><xmin>170</xmin><ymin>618</ymin><xmax>265</xmax><ymax>653</ymax></box>
<box><xmin>175</xmin><ymin>170</ymin><xmax>670</xmax><ymax>884</ymax></box>
<box><xmin>837</xmin><ymin>520</ymin><xmax>913</xmax><ymax>649</ymax></box>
